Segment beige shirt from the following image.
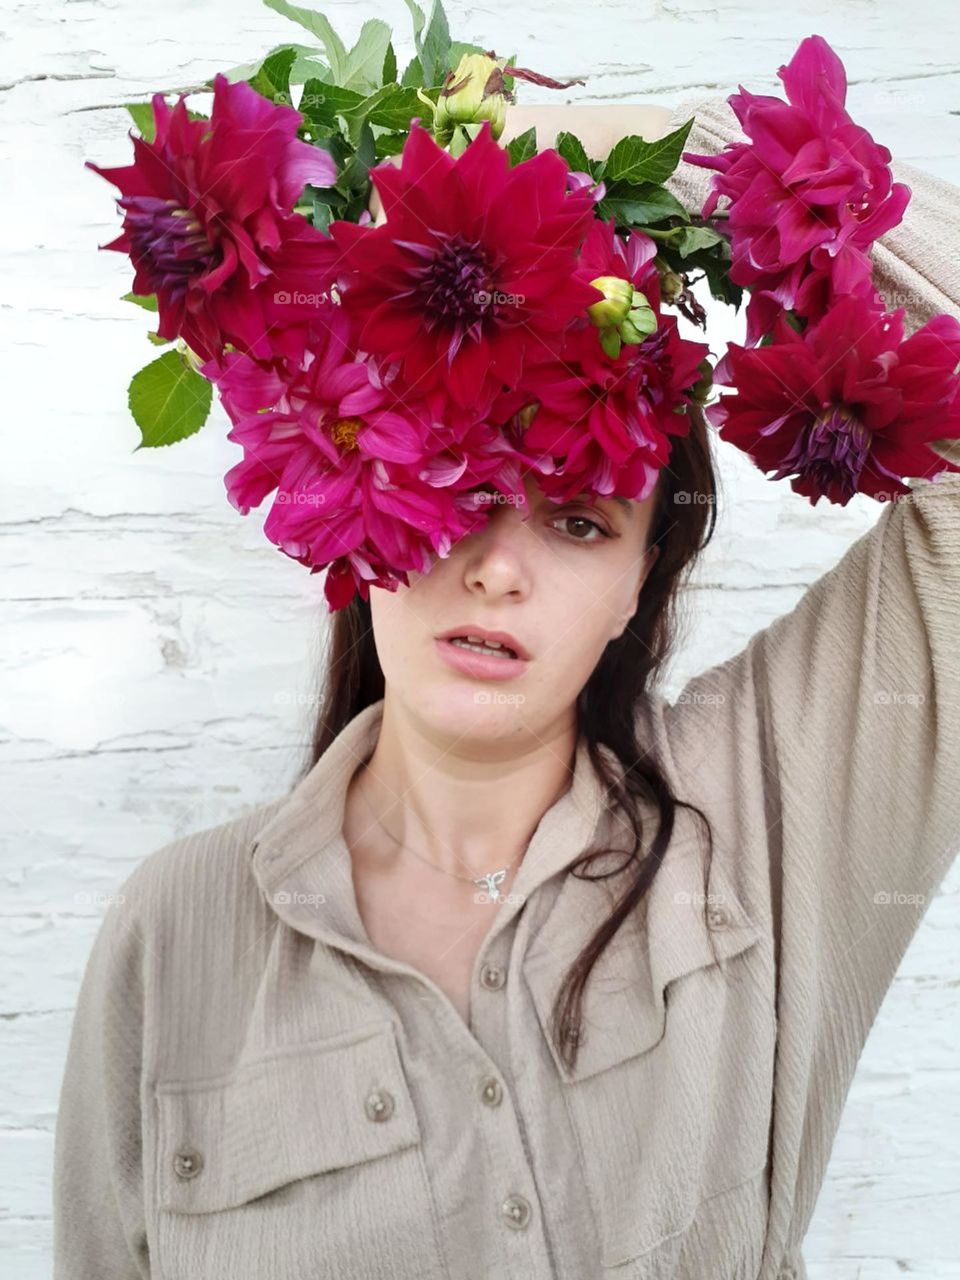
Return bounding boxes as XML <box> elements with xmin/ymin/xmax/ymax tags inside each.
<box><xmin>53</xmin><ymin>99</ymin><xmax>960</xmax><ymax>1280</ymax></box>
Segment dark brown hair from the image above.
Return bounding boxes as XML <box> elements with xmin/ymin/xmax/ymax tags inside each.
<box><xmin>297</xmin><ymin>402</ymin><xmax>719</xmax><ymax>1071</ymax></box>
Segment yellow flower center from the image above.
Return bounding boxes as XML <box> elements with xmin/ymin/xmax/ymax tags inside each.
<box><xmin>329</xmin><ymin>416</ymin><xmax>363</xmax><ymax>452</ymax></box>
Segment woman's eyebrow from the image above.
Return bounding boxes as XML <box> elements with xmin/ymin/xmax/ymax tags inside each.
<box><xmin>572</xmin><ymin>492</ymin><xmax>633</xmax><ymax>515</ymax></box>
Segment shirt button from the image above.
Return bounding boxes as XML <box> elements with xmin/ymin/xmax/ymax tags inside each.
<box><xmin>172</xmin><ymin>1147</ymin><xmax>204</xmax><ymax>1180</ymax></box>
<box><xmin>364</xmin><ymin>1088</ymin><xmax>395</xmax><ymax>1122</ymax></box>
<box><xmin>480</xmin><ymin>963</ymin><xmax>505</xmax><ymax>990</ymax></box>
<box><xmin>706</xmin><ymin>904</ymin><xmax>730</xmax><ymax>930</ymax></box>
<box><xmin>501</xmin><ymin>1193</ymin><xmax>531</xmax><ymax>1229</ymax></box>
<box><xmin>480</xmin><ymin>1076</ymin><xmax>503</xmax><ymax>1107</ymax></box>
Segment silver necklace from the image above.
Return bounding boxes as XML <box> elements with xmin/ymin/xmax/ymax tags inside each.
<box><xmin>353</xmin><ymin>772</ymin><xmax>523</xmax><ymax>903</ymax></box>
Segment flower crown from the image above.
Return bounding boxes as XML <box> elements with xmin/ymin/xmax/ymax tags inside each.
<box><xmin>87</xmin><ymin>3</ymin><xmax>960</xmax><ymax>611</ymax></box>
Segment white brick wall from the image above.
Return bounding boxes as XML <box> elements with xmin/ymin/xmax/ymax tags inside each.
<box><xmin>2</xmin><ymin>1</ymin><xmax>957</xmax><ymax>1275</ymax></box>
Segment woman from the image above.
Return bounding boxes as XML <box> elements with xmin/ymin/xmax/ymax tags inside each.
<box><xmin>52</xmin><ymin>96</ymin><xmax>960</xmax><ymax>1280</ymax></box>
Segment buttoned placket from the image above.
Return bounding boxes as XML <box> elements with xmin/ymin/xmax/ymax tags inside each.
<box><xmin>248</xmin><ymin>698</ymin><xmax>614</xmax><ymax>1280</ymax></box>
<box><xmin>253</xmin><ymin>835</ymin><xmax>567</xmax><ymax>1279</ymax></box>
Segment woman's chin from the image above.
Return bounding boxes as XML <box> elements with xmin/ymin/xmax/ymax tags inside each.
<box><xmin>414</xmin><ymin>685</ymin><xmax>532</xmax><ymax>741</ymax></box>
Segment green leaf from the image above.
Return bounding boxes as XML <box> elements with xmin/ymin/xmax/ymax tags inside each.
<box><xmin>554</xmin><ymin>131</ymin><xmax>595</xmax><ymax>178</ymax></box>
<box><xmin>299</xmin><ymin>78</ymin><xmax>365</xmax><ymax>130</ymax></box>
<box><xmin>671</xmin><ymin>225</ymin><xmax>723</xmax><ymax>258</ymax></box>
<box><xmin>311</xmin><ymin>195</ymin><xmax>335</xmax><ymax>232</ymax></box>
<box><xmin>382</xmin><ymin>41</ymin><xmax>397</xmax><ymax>86</ymax></box>
<box><xmin>400</xmin><ymin>55</ymin><xmax>425</xmax><ymax>88</ymax></box>
<box><xmin>671</xmin><ymin>237</ymin><xmax>743</xmax><ymax>310</ymax></box>
<box><xmin>122</xmin><ymin>291</ymin><xmax>159</xmax><ymax>312</ymax></box>
<box><xmin>505</xmin><ymin>126</ymin><xmax>537</xmax><ymax>166</ymax></box>
<box><xmin>125</xmin><ymin>103</ymin><xmax>157</xmax><ymax>142</ymax></box>
<box><xmin>146</xmin><ymin>330</ymin><xmax>172</xmax><ymax>346</ymax></box>
<box><xmin>401</xmin><ymin>0</ymin><xmax>426</xmax><ymax>56</ymax></box>
<box><xmin>365</xmin><ymin>84</ymin><xmax>433</xmax><ymax>131</ymax></box>
<box><xmin>124</xmin><ymin>101</ymin><xmax>207</xmax><ymax>143</ymax></box>
<box><xmin>218</xmin><ymin>42</ymin><xmax>329</xmax><ymax>84</ymax></box>
<box><xmin>262</xmin><ymin>0</ymin><xmax>349</xmax><ymax>83</ymax></box>
<box><xmin>129</xmin><ymin>350</ymin><xmax>213</xmax><ymax>449</ymax></box>
<box><xmin>643</xmin><ymin>224</ymin><xmax>723</xmax><ymax>257</ymax></box>
<box><xmin>401</xmin><ymin>0</ymin><xmax>450</xmax><ymax>89</ymax></box>
<box><xmin>247</xmin><ymin>45</ymin><xmax>298</xmax><ymax>105</ymax></box>
<box><xmin>342</xmin><ymin>18</ymin><xmax>393</xmax><ymax>92</ymax></box>
<box><xmin>332</xmin><ymin>119</ymin><xmax>377</xmax><ymax>205</ymax></box>
<box><xmin>447</xmin><ymin>40</ymin><xmax>488</xmax><ymax>64</ymax></box>
<box><xmin>597</xmin><ymin>182</ymin><xmax>688</xmax><ymax>226</ymax></box>
<box><xmin>600</xmin><ymin>118</ymin><xmax>695</xmax><ymax>187</ymax></box>
<box><xmin>338</xmin><ymin>84</ymin><xmax>429</xmax><ymax>145</ymax></box>
<box><xmin>373</xmin><ymin>130</ymin><xmax>410</xmax><ymax>160</ymax></box>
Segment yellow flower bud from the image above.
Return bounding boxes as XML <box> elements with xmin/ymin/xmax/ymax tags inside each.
<box><xmin>586</xmin><ymin>276</ymin><xmax>635</xmax><ymax>328</ymax></box>
<box><xmin>588</xmin><ymin>278</ymin><xmax>657</xmax><ymax>359</ymax></box>
<box><xmin>434</xmin><ymin>54</ymin><xmax>508</xmax><ymax>142</ymax></box>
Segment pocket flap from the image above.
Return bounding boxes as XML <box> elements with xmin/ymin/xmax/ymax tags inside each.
<box><xmin>524</xmin><ymin>842</ymin><xmax>762</xmax><ymax>1082</ymax></box>
<box><xmin>155</xmin><ymin>1021</ymin><xmax>420</xmax><ymax>1214</ymax></box>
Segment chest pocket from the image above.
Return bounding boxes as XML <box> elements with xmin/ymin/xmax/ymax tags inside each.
<box><xmin>153</xmin><ymin>1021</ymin><xmax>448</xmax><ymax>1280</ymax></box>
<box><xmin>524</xmin><ymin>842</ymin><xmax>775</xmax><ymax>1273</ymax></box>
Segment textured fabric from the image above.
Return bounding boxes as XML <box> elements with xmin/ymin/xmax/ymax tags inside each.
<box><xmin>53</xmin><ymin>98</ymin><xmax>960</xmax><ymax>1280</ymax></box>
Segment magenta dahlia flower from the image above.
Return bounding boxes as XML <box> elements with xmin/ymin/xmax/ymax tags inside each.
<box><xmin>683</xmin><ymin>35</ymin><xmax>910</xmax><ymax>344</ymax></box>
<box><xmin>87</xmin><ymin>73</ymin><xmax>338</xmax><ymax>366</ymax></box>
<box><xmin>202</xmin><ymin>304</ymin><xmax>524</xmax><ymax>609</ymax></box>
<box><xmin>493</xmin><ymin>220</ymin><xmax>709</xmax><ymax>502</ymax></box>
<box><xmin>318</xmin><ymin>118</ymin><xmax>602</xmax><ymax>414</ymax></box>
<box><xmin>708</xmin><ymin>294</ymin><xmax>960</xmax><ymax>504</ymax></box>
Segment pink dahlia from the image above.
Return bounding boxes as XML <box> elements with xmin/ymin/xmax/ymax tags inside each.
<box><xmin>87</xmin><ymin>73</ymin><xmax>338</xmax><ymax>366</ymax></box>
<box><xmin>318</xmin><ymin>118</ymin><xmax>602</xmax><ymax>415</ymax></box>
<box><xmin>683</xmin><ymin>35</ymin><xmax>910</xmax><ymax>344</ymax></box>
<box><xmin>493</xmin><ymin>220</ymin><xmax>709</xmax><ymax>502</ymax></box>
<box><xmin>708</xmin><ymin>293</ymin><xmax>960</xmax><ymax>504</ymax></box>
<box><xmin>203</xmin><ymin>304</ymin><xmax>523</xmax><ymax>610</ymax></box>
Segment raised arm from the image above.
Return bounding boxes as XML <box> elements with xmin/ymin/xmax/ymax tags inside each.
<box><xmin>641</xmin><ymin>90</ymin><xmax>960</xmax><ymax>1261</ymax></box>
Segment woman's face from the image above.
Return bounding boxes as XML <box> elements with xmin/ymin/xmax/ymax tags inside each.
<box><xmin>368</xmin><ymin>473</ymin><xmax>660</xmax><ymax>743</ymax></box>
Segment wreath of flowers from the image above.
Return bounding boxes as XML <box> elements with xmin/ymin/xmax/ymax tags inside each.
<box><xmin>86</xmin><ymin>1</ymin><xmax>960</xmax><ymax>610</ymax></box>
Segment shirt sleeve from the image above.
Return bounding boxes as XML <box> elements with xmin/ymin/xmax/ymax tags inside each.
<box><xmin>644</xmin><ymin>466</ymin><xmax>960</xmax><ymax>1261</ymax></box>
<box><xmin>654</xmin><ymin>93</ymin><xmax>960</xmax><ymax>1255</ymax></box>
<box><xmin>53</xmin><ymin>870</ymin><xmax>151</xmax><ymax>1279</ymax></box>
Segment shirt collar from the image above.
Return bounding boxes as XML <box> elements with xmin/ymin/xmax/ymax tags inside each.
<box><xmin>250</xmin><ymin>698</ymin><xmax>615</xmax><ymax>959</ymax></box>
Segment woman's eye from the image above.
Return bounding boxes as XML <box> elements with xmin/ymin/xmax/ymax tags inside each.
<box><xmin>552</xmin><ymin>514</ymin><xmax>611</xmax><ymax>542</ymax></box>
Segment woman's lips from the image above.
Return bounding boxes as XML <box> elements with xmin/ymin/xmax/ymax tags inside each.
<box><xmin>434</xmin><ymin>637</ymin><xmax>530</xmax><ymax>681</ymax></box>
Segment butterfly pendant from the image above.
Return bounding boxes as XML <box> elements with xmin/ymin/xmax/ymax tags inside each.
<box><xmin>474</xmin><ymin>869</ymin><xmax>507</xmax><ymax>902</ymax></box>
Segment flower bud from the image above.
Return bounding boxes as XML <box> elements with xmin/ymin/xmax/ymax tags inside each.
<box><xmin>435</xmin><ymin>54</ymin><xmax>508</xmax><ymax>142</ymax></box>
<box><xmin>178</xmin><ymin>338</ymin><xmax>205</xmax><ymax>376</ymax></box>
<box><xmin>587</xmin><ymin>276</ymin><xmax>634</xmax><ymax>327</ymax></box>
<box><xmin>588</xmin><ymin>278</ymin><xmax>657</xmax><ymax>359</ymax></box>
<box><xmin>689</xmin><ymin>357</ymin><xmax>714</xmax><ymax>406</ymax></box>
